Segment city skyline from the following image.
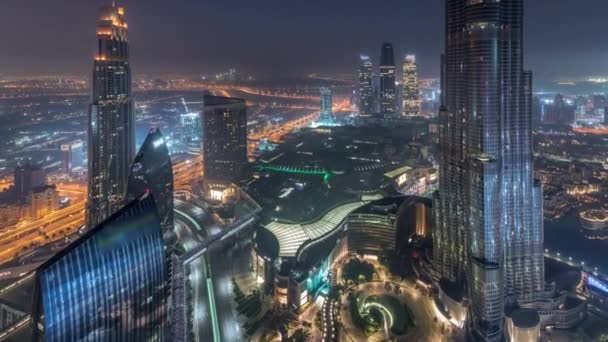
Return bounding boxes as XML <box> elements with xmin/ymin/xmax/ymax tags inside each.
<box><xmin>1</xmin><ymin>0</ymin><xmax>608</xmax><ymax>80</ymax></box>
<box><xmin>0</xmin><ymin>1</ymin><xmax>607</xmax><ymax>341</ymax></box>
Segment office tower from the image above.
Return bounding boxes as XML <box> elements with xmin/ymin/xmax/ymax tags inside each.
<box><xmin>28</xmin><ymin>185</ymin><xmax>59</xmax><ymax>219</ymax></box>
<box><xmin>434</xmin><ymin>1</ymin><xmax>544</xmax><ymax>340</ymax></box>
<box><xmin>14</xmin><ymin>165</ymin><xmax>46</xmax><ymax>200</ymax></box>
<box><xmin>60</xmin><ymin>140</ymin><xmax>84</xmax><ymax>174</ymax></box>
<box><xmin>358</xmin><ymin>55</ymin><xmax>374</xmax><ymax>116</ymax></box>
<box><xmin>87</xmin><ymin>4</ymin><xmax>135</xmax><ymax>228</ymax></box>
<box><xmin>32</xmin><ymin>194</ymin><xmax>168</xmax><ymax>341</ymax></box>
<box><xmin>127</xmin><ymin>128</ymin><xmax>174</xmax><ymax>236</ymax></box>
<box><xmin>379</xmin><ymin>42</ymin><xmax>397</xmax><ymax>115</ymax></box>
<box><xmin>319</xmin><ymin>87</ymin><xmax>334</xmax><ymax>124</ymax></box>
<box><xmin>402</xmin><ymin>54</ymin><xmax>421</xmax><ymax>117</ymax></box>
<box><xmin>180</xmin><ymin>112</ymin><xmax>202</xmax><ymax>154</ymax></box>
<box><xmin>201</xmin><ymin>95</ymin><xmax>248</xmax><ymax>185</ymax></box>
<box><xmin>551</xmin><ymin>94</ymin><xmax>565</xmax><ymax>124</ymax></box>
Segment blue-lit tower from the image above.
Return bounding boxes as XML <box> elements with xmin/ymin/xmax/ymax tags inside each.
<box><xmin>434</xmin><ymin>0</ymin><xmax>544</xmax><ymax>340</ymax></box>
<box><xmin>319</xmin><ymin>87</ymin><xmax>334</xmax><ymax>124</ymax></box>
<box><xmin>127</xmin><ymin>128</ymin><xmax>174</xmax><ymax>238</ymax></box>
<box><xmin>33</xmin><ymin>194</ymin><xmax>168</xmax><ymax>341</ymax></box>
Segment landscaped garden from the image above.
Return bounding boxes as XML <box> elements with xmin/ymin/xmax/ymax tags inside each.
<box><xmin>342</xmin><ymin>258</ymin><xmax>376</xmax><ymax>284</ymax></box>
<box><xmin>348</xmin><ymin>293</ymin><xmax>415</xmax><ymax>337</ymax></box>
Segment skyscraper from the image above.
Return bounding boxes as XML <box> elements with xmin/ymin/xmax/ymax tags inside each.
<box><xmin>13</xmin><ymin>164</ymin><xmax>46</xmax><ymax>200</ymax></box>
<box><xmin>60</xmin><ymin>140</ymin><xmax>84</xmax><ymax>174</ymax></box>
<box><xmin>358</xmin><ymin>55</ymin><xmax>374</xmax><ymax>116</ymax></box>
<box><xmin>87</xmin><ymin>4</ymin><xmax>135</xmax><ymax>228</ymax></box>
<box><xmin>33</xmin><ymin>194</ymin><xmax>168</xmax><ymax>341</ymax></box>
<box><xmin>319</xmin><ymin>87</ymin><xmax>334</xmax><ymax>124</ymax></box>
<box><xmin>379</xmin><ymin>42</ymin><xmax>396</xmax><ymax>116</ymax></box>
<box><xmin>180</xmin><ymin>112</ymin><xmax>202</xmax><ymax>155</ymax></box>
<box><xmin>127</xmin><ymin>128</ymin><xmax>174</xmax><ymax>237</ymax></box>
<box><xmin>201</xmin><ymin>95</ymin><xmax>248</xmax><ymax>186</ymax></box>
<box><xmin>402</xmin><ymin>54</ymin><xmax>420</xmax><ymax>117</ymax></box>
<box><xmin>434</xmin><ymin>1</ymin><xmax>544</xmax><ymax>340</ymax></box>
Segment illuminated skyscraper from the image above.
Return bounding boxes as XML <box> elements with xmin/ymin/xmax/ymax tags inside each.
<box><xmin>358</xmin><ymin>55</ymin><xmax>374</xmax><ymax>116</ymax></box>
<box><xmin>202</xmin><ymin>95</ymin><xmax>248</xmax><ymax>185</ymax></box>
<box><xmin>402</xmin><ymin>54</ymin><xmax>420</xmax><ymax>117</ymax></box>
<box><xmin>434</xmin><ymin>1</ymin><xmax>544</xmax><ymax>340</ymax></box>
<box><xmin>60</xmin><ymin>140</ymin><xmax>84</xmax><ymax>174</ymax></box>
<box><xmin>180</xmin><ymin>112</ymin><xmax>202</xmax><ymax>155</ymax></box>
<box><xmin>319</xmin><ymin>87</ymin><xmax>334</xmax><ymax>124</ymax></box>
<box><xmin>87</xmin><ymin>4</ymin><xmax>135</xmax><ymax>228</ymax></box>
<box><xmin>379</xmin><ymin>42</ymin><xmax>396</xmax><ymax>116</ymax></box>
<box><xmin>33</xmin><ymin>194</ymin><xmax>168</xmax><ymax>341</ymax></box>
<box><xmin>127</xmin><ymin>128</ymin><xmax>174</xmax><ymax>237</ymax></box>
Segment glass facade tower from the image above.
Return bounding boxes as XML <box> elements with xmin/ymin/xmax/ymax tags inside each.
<box><xmin>33</xmin><ymin>194</ymin><xmax>168</xmax><ymax>341</ymax></box>
<box><xmin>87</xmin><ymin>4</ymin><xmax>135</xmax><ymax>228</ymax></box>
<box><xmin>201</xmin><ymin>95</ymin><xmax>248</xmax><ymax>185</ymax></box>
<box><xmin>379</xmin><ymin>42</ymin><xmax>396</xmax><ymax>116</ymax></box>
<box><xmin>127</xmin><ymin>128</ymin><xmax>174</xmax><ymax>236</ymax></box>
<box><xmin>358</xmin><ymin>55</ymin><xmax>374</xmax><ymax>117</ymax></box>
<box><xmin>434</xmin><ymin>1</ymin><xmax>544</xmax><ymax>340</ymax></box>
<box><xmin>402</xmin><ymin>54</ymin><xmax>420</xmax><ymax>117</ymax></box>
<box><xmin>319</xmin><ymin>87</ymin><xmax>334</xmax><ymax>124</ymax></box>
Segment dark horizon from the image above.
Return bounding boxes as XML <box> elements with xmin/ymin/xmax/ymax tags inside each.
<box><xmin>1</xmin><ymin>0</ymin><xmax>607</xmax><ymax>81</ymax></box>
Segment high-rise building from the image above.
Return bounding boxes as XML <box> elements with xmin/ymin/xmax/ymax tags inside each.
<box><xmin>319</xmin><ymin>87</ymin><xmax>334</xmax><ymax>124</ymax></box>
<box><xmin>434</xmin><ymin>1</ymin><xmax>544</xmax><ymax>340</ymax></box>
<box><xmin>28</xmin><ymin>185</ymin><xmax>59</xmax><ymax>219</ymax></box>
<box><xmin>358</xmin><ymin>55</ymin><xmax>374</xmax><ymax>116</ymax></box>
<box><xmin>127</xmin><ymin>128</ymin><xmax>174</xmax><ymax>237</ymax></box>
<box><xmin>402</xmin><ymin>54</ymin><xmax>420</xmax><ymax>117</ymax></box>
<box><xmin>87</xmin><ymin>4</ymin><xmax>135</xmax><ymax>228</ymax></box>
<box><xmin>180</xmin><ymin>112</ymin><xmax>202</xmax><ymax>155</ymax></box>
<box><xmin>60</xmin><ymin>140</ymin><xmax>84</xmax><ymax>174</ymax></box>
<box><xmin>14</xmin><ymin>165</ymin><xmax>46</xmax><ymax>200</ymax></box>
<box><xmin>201</xmin><ymin>95</ymin><xmax>248</xmax><ymax>185</ymax></box>
<box><xmin>379</xmin><ymin>42</ymin><xmax>397</xmax><ymax>116</ymax></box>
<box><xmin>32</xmin><ymin>194</ymin><xmax>168</xmax><ymax>341</ymax></box>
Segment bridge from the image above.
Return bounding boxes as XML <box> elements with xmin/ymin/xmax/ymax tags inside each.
<box><xmin>544</xmin><ymin>249</ymin><xmax>608</xmax><ymax>282</ymax></box>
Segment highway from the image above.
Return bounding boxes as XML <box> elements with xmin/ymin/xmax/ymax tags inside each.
<box><xmin>0</xmin><ymin>183</ymin><xmax>86</xmax><ymax>266</ymax></box>
<box><xmin>175</xmin><ymin>199</ymin><xmax>245</xmax><ymax>342</ymax></box>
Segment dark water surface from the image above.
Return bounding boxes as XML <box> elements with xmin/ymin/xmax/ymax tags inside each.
<box><xmin>544</xmin><ymin>210</ymin><xmax>608</xmax><ymax>273</ymax></box>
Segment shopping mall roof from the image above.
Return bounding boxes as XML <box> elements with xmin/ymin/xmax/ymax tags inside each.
<box><xmin>265</xmin><ymin>200</ymin><xmax>371</xmax><ymax>257</ymax></box>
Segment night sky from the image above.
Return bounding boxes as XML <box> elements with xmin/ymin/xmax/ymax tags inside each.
<box><xmin>1</xmin><ymin>0</ymin><xmax>606</xmax><ymax>80</ymax></box>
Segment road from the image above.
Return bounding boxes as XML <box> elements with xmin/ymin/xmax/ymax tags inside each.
<box><xmin>0</xmin><ymin>183</ymin><xmax>85</xmax><ymax>265</ymax></box>
<box><xmin>175</xmin><ymin>199</ymin><xmax>246</xmax><ymax>342</ymax></box>
<box><xmin>322</xmin><ymin>296</ymin><xmax>338</xmax><ymax>342</ymax></box>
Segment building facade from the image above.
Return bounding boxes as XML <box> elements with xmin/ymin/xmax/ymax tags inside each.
<box><xmin>33</xmin><ymin>194</ymin><xmax>168</xmax><ymax>341</ymax></box>
<box><xmin>28</xmin><ymin>185</ymin><xmax>59</xmax><ymax>220</ymax></box>
<box><xmin>14</xmin><ymin>165</ymin><xmax>46</xmax><ymax>200</ymax></box>
<box><xmin>127</xmin><ymin>128</ymin><xmax>174</xmax><ymax>236</ymax></box>
<box><xmin>402</xmin><ymin>54</ymin><xmax>420</xmax><ymax>117</ymax></box>
<box><xmin>358</xmin><ymin>55</ymin><xmax>374</xmax><ymax>117</ymax></box>
<box><xmin>87</xmin><ymin>4</ymin><xmax>135</xmax><ymax>228</ymax></box>
<box><xmin>433</xmin><ymin>1</ymin><xmax>545</xmax><ymax>340</ymax></box>
<box><xmin>180</xmin><ymin>112</ymin><xmax>202</xmax><ymax>155</ymax></box>
<box><xmin>201</xmin><ymin>95</ymin><xmax>248</xmax><ymax>186</ymax></box>
<box><xmin>319</xmin><ymin>87</ymin><xmax>334</xmax><ymax>124</ymax></box>
<box><xmin>379</xmin><ymin>42</ymin><xmax>397</xmax><ymax>116</ymax></box>
<box><xmin>60</xmin><ymin>140</ymin><xmax>84</xmax><ymax>174</ymax></box>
